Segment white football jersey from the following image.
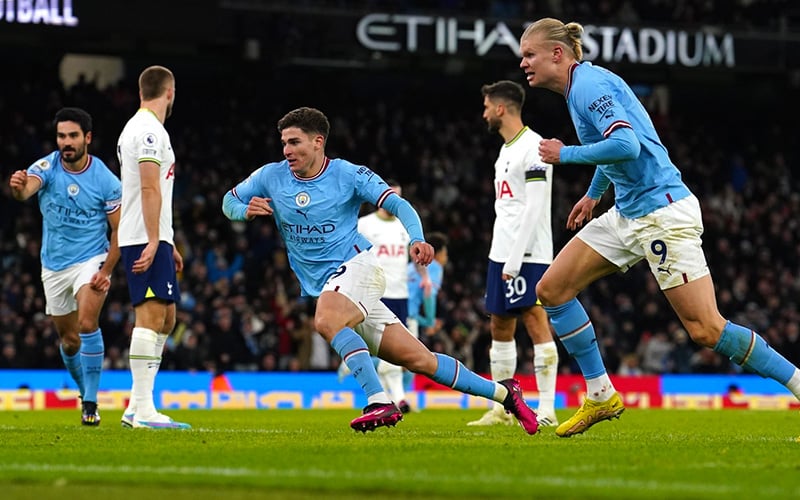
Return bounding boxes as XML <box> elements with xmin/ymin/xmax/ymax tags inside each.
<box><xmin>116</xmin><ymin>108</ymin><xmax>176</xmax><ymax>247</ymax></box>
<box><xmin>489</xmin><ymin>126</ymin><xmax>553</xmax><ymax>265</ymax></box>
<box><xmin>358</xmin><ymin>211</ymin><xmax>410</xmax><ymax>299</ymax></box>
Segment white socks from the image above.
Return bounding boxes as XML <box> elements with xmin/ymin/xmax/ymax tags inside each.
<box><xmin>586</xmin><ymin>373</ymin><xmax>616</xmax><ymax>403</ymax></box>
<box><xmin>377</xmin><ymin>360</ymin><xmax>405</xmax><ymax>403</ymax></box>
<box><xmin>534</xmin><ymin>341</ymin><xmax>558</xmax><ymax>416</ymax></box>
<box><xmin>127</xmin><ymin>327</ymin><xmax>161</xmax><ymax>418</ymax></box>
<box><xmin>489</xmin><ymin>340</ymin><xmax>517</xmax><ymax>411</ymax></box>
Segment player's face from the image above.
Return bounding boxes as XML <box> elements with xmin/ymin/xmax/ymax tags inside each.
<box><xmin>281</xmin><ymin>126</ymin><xmax>324</xmax><ymax>177</ymax></box>
<box><xmin>482</xmin><ymin>95</ymin><xmax>502</xmax><ymax>133</ymax></box>
<box><xmin>56</xmin><ymin>121</ymin><xmax>90</xmax><ymax>168</ymax></box>
<box><xmin>519</xmin><ymin>35</ymin><xmax>557</xmax><ymax>90</ymax></box>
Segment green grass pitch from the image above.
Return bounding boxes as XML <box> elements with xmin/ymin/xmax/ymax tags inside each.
<box><xmin>0</xmin><ymin>408</ymin><xmax>798</xmax><ymax>499</ymax></box>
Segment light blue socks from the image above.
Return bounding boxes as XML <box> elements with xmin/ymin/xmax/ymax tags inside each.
<box><xmin>331</xmin><ymin>328</ymin><xmax>384</xmax><ymax>397</ymax></box>
<box><xmin>60</xmin><ymin>344</ymin><xmax>85</xmax><ymax>398</ymax></box>
<box><xmin>432</xmin><ymin>353</ymin><xmax>498</xmax><ymax>400</ymax></box>
<box><xmin>79</xmin><ymin>329</ymin><xmax>105</xmax><ymax>403</ymax></box>
<box><xmin>714</xmin><ymin>321</ymin><xmax>796</xmax><ymax>383</ymax></box>
<box><xmin>544</xmin><ymin>298</ymin><xmax>607</xmax><ymax>379</ymax></box>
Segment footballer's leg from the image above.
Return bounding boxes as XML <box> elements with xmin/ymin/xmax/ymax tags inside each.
<box><xmin>522</xmin><ymin>305</ymin><xmax>559</xmax><ymax>427</ymax></box>
<box><xmin>537</xmin><ymin>235</ymin><xmax>625</xmax><ymax>437</ymax></box>
<box><xmin>126</xmin><ymin>304</ymin><xmax>188</xmax><ymax>429</ymax></box>
<box><xmin>45</xmin><ymin>268</ymin><xmax>86</xmax><ymax>404</ymax></box>
<box><xmin>52</xmin><ymin>313</ymin><xmax>85</xmax><ymax>401</ymax></box>
<box><xmin>123</xmin><ymin>327</ymin><xmax>169</xmax><ymax>426</ymax></box>
<box><xmin>378</xmin><ymin>321</ymin><xmax>539</xmax><ymax>435</ymax></box>
<box><xmin>75</xmin><ymin>282</ymin><xmax>107</xmax><ymax>427</ymax></box>
<box><xmin>376</xmin><ymin>359</ymin><xmax>406</xmax><ymax>409</ymax></box>
<box><xmin>318</xmin><ymin>251</ymin><xmax>405</xmax><ymax>432</ymax></box>
<box><xmin>468</xmin><ymin>313</ymin><xmax>516</xmax><ymax>426</ymax></box>
<box><xmin>122</xmin><ymin>243</ymin><xmax>190</xmax><ymax>430</ymax></box>
<box><xmin>316</xmin><ymin>290</ymin><xmax>398</xmax><ymax>432</ymax></box>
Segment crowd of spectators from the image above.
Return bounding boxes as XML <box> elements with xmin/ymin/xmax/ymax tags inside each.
<box><xmin>1</xmin><ymin>54</ymin><xmax>798</xmax><ymax>380</ymax></box>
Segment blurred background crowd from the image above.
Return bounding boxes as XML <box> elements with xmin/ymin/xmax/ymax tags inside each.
<box><xmin>0</xmin><ymin>0</ymin><xmax>798</xmax><ymax>379</ymax></box>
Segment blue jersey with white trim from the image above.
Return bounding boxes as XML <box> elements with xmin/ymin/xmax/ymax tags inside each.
<box><xmin>565</xmin><ymin>62</ymin><xmax>690</xmax><ymax>217</ymax></box>
<box><xmin>227</xmin><ymin>158</ymin><xmax>398</xmax><ymax>297</ymax></box>
<box><xmin>27</xmin><ymin>151</ymin><xmax>121</xmax><ymax>271</ymax></box>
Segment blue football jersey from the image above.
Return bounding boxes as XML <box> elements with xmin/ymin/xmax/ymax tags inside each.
<box><xmin>27</xmin><ymin>151</ymin><xmax>121</xmax><ymax>271</ymax></box>
<box><xmin>226</xmin><ymin>157</ymin><xmax>400</xmax><ymax>297</ymax></box>
<box><xmin>564</xmin><ymin>62</ymin><xmax>691</xmax><ymax>217</ymax></box>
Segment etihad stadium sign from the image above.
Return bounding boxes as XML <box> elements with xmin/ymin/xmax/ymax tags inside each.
<box><xmin>356</xmin><ymin>13</ymin><xmax>735</xmax><ymax>67</ymax></box>
<box><xmin>0</xmin><ymin>0</ymin><xmax>78</xmax><ymax>26</ymax></box>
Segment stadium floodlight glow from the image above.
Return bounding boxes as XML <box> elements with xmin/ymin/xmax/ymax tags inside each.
<box><xmin>0</xmin><ymin>0</ymin><xmax>79</xmax><ymax>26</ymax></box>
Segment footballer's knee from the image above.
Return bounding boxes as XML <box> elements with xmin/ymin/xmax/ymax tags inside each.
<box><xmin>536</xmin><ymin>275</ymin><xmax>578</xmax><ymax>307</ymax></box>
<box><xmin>403</xmin><ymin>351</ymin><xmax>437</xmax><ymax>376</ymax></box>
<box><xmin>313</xmin><ymin>312</ymin><xmax>344</xmax><ymax>341</ymax></box>
<box><xmin>77</xmin><ymin>315</ymin><xmax>100</xmax><ymax>334</ymax></box>
<box><xmin>163</xmin><ymin>305</ymin><xmax>177</xmax><ymax>335</ymax></box>
<box><xmin>59</xmin><ymin>330</ymin><xmax>81</xmax><ymax>354</ymax></box>
<box><xmin>535</xmin><ymin>278</ymin><xmax>559</xmax><ymax>307</ymax></box>
<box><xmin>682</xmin><ymin>320</ymin><xmax>725</xmax><ymax>348</ymax></box>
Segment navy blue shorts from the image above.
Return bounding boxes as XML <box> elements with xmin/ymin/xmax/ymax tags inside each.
<box><xmin>484</xmin><ymin>260</ymin><xmax>548</xmax><ymax>315</ymax></box>
<box><xmin>380</xmin><ymin>297</ymin><xmax>408</xmax><ymax>325</ymax></box>
<box><xmin>121</xmin><ymin>241</ymin><xmax>181</xmax><ymax>306</ymax></box>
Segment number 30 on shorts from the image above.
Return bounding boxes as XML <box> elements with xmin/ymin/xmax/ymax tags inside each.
<box><xmin>505</xmin><ymin>276</ymin><xmax>527</xmax><ymax>298</ymax></box>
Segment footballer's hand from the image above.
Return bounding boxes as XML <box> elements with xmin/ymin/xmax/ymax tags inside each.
<box><xmin>245</xmin><ymin>196</ymin><xmax>273</xmax><ymax>219</ymax></box>
<box><xmin>89</xmin><ymin>271</ymin><xmax>111</xmax><ymax>293</ymax></box>
<box><xmin>132</xmin><ymin>241</ymin><xmax>158</xmax><ymax>274</ymax></box>
<box><xmin>539</xmin><ymin>138</ymin><xmax>564</xmax><ymax>164</ymax></box>
<box><xmin>567</xmin><ymin>195</ymin><xmax>599</xmax><ymax>230</ymax></box>
<box><xmin>173</xmin><ymin>246</ymin><xmax>184</xmax><ymax>273</ymax></box>
<box><xmin>410</xmin><ymin>241</ymin><xmax>434</xmax><ymax>266</ymax></box>
<box><xmin>9</xmin><ymin>170</ymin><xmax>28</xmax><ymax>198</ymax></box>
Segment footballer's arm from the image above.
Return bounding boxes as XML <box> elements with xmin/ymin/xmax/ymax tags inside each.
<box><xmin>8</xmin><ymin>170</ymin><xmax>42</xmax><ymax>201</ymax></box>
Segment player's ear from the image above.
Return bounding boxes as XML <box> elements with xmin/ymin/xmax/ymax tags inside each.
<box><xmin>85</xmin><ymin>131</ymin><xmax>92</xmax><ymax>145</ymax></box>
<box><xmin>552</xmin><ymin>44</ymin><xmax>563</xmax><ymax>63</ymax></box>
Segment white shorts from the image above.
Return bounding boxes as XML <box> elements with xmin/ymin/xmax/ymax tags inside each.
<box><xmin>321</xmin><ymin>251</ymin><xmax>400</xmax><ymax>354</ymax></box>
<box><xmin>41</xmin><ymin>253</ymin><xmax>107</xmax><ymax>316</ymax></box>
<box><xmin>577</xmin><ymin>195</ymin><xmax>709</xmax><ymax>290</ymax></box>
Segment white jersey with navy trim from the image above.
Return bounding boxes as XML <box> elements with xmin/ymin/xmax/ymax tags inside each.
<box><xmin>26</xmin><ymin>151</ymin><xmax>121</xmax><ymax>271</ymax></box>
<box><xmin>489</xmin><ymin>126</ymin><xmax>553</xmax><ymax>265</ymax></box>
<box><xmin>358</xmin><ymin>212</ymin><xmax>410</xmax><ymax>299</ymax></box>
<box><xmin>116</xmin><ymin>108</ymin><xmax>176</xmax><ymax>247</ymax></box>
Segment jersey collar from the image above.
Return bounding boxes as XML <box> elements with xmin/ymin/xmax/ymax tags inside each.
<box><xmin>292</xmin><ymin>157</ymin><xmax>330</xmax><ymax>181</ymax></box>
<box><xmin>565</xmin><ymin>62</ymin><xmax>580</xmax><ymax>98</ymax></box>
<box><xmin>61</xmin><ymin>153</ymin><xmax>93</xmax><ymax>175</ymax></box>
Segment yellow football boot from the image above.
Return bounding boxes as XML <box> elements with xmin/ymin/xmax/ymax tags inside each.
<box><xmin>555</xmin><ymin>392</ymin><xmax>625</xmax><ymax>437</ymax></box>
